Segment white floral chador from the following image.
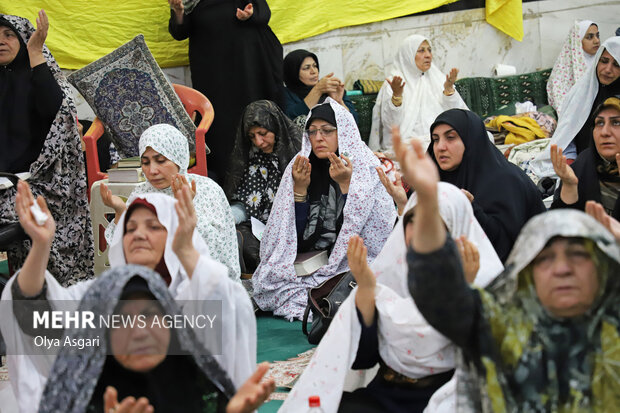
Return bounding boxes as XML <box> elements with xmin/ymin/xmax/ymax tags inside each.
<box><xmin>105</xmin><ymin>124</ymin><xmax>240</xmax><ymax>280</ymax></box>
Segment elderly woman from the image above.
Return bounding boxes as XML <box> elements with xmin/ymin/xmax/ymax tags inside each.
<box><xmin>551</xmin><ymin>97</ymin><xmax>620</xmax><ymax>218</ymax></box>
<box><xmin>547</xmin><ymin>20</ymin><xmax>600</xmax><ymax>114</ymax></box>
<box><xmin>532</xmin><ymin>36</ymin><xmax>620</xmax><ymax>177</ymax></box>
<box><xmin>280</xmin><ymin>182</ymin><xmax>503</xmax><ymax>413</ymax></box>
<box><xmin>102</xmin><ymin>123</ymin><xmax>240</xmax><ymax>280</ymax></box>
<box><xmin>0</xmin><ymin>12</ymin><xmax>93</xmax><ymax>284</ymax></box>
<box><xmin>394</xmin><ymin>132</ymin><xmax>620</xmax><ymax>412</ymax></box>
<box><xmin>223</xmin><ymin>100</ymin><xmax>302</xmax><ymax>272</ymax></box>
<box><xmin>428</xmin><ymin>109</ymin><xmax>545</xmax><ymax>262</ymax></box>
<box><xmin>252</xmin><ymin>99</ymin><xmax>396</xmax><ymax>320</ymax></box>
<box><xmin>282</xmin><ymin>49</ymin><xmax>358</xmax><ymax>124</ymax></box>
<box><xmin>36</xmin><ymin>267</ymin><xmax>273</xmax><ymax>413</ymax></box>
<box><xmin>0</xmin><ymin>182</ymin><xmax>255</xmax><ymax>412</ymax></box>
<box><xmin>369</xmin><ymin>34</ymin><xmax>467</xmax><ymax>152</ymax></box>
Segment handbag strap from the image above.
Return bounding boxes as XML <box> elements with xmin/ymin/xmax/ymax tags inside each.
<box><xmin>302</xmin><ymin>293</ymin><xmax>311</xmax><ymax>336</ymax></box>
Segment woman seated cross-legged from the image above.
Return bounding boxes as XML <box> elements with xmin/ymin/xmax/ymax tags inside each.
<box><xmin>0</xmin><ymin>182</ymin><xmax>255</xmax><ymax>412</ymax></box>
<box><xmin>251</xmin><ymin>98</ymin><xmax>396</xmax><ymax>320</ymax></box>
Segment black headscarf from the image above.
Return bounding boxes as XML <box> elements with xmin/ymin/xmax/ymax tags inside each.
<box><xmin>283</xmin><ymin>49</ymin><xmax>319</xmax><ymax>101</ymax></box>
<box><xmin>427</xmin><ymin>109</ymin><xmax>546</xmax><ymax>262</ymax></box>
<box><xmin>223</xmin><ymin>100</ymin><xmax>302</xmax><ymax>201</ymax></box>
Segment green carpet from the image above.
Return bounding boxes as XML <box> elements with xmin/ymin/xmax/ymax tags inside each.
<box><xmin>0</xmin><ymin>259</ymin><xmax>8</xmax><ymax>276</ymax></box>
<box><xmin>256</xmin><ymin>315</ymin><xmax>315</xmax><ymax>413</ymax></box>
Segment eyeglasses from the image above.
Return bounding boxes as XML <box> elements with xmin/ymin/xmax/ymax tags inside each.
<box><xmin>307</xmin><ymin>126</ymin><xmax>337</xmax><ymax>139</ymax></box>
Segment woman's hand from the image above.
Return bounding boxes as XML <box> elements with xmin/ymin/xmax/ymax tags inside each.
<box><xmin>387</xmin><ymin>75</ymin><xmax>405</xmax><ymax>97</ymax></box>
<box><xmin>586</xmin><ymin>201</ymin><xmax>620</xmax><ymax>243</ymax></box>
<box><xmin>392</xmin><ymin>126</ymin><xmax>438</xmax><ymax>201</ymax></box>
<box><xmin>328</xmin><ymin>153</ymin><xmax>353</xmax><ymax>194</ymax></box>
<box><xmin>226</xmin><ymin>362</ymin><xmax>275</xmax><ymax>413</ymax></box>
<box><xmin>348</xmin><ymin>235</ymin><xmax>376</xmax><ymax>327</ymax></box>
<box><xmin>292</xmin><ymin>156</ymin><xmax>312</xmax><ymax>195</ymax></box>
<box><xmin>104</xmin><ymin>386</ymin><xmax>154</xmax><ymax>413</ymax></box>
<box><xmin>27</xmin><ymin>9</ymin><xmax>48</xmax><ymax>68</ymax></box>
<box><xmin>100</xmin><ymin>183</ymin><xmax>127</xmax><ymax>213</ymax></box>
<box><xmin>168</xmin><ymin>0</ymin><xmax>184</xmax><ymax>13</ymax></box>
<box><xmin>461</xmin><ymin>189</ymin><xmax>474</xmax><ymax>203</ymax></box>
<box><xmin>15</xmin><ymin>181</ymin><xmax>55</xmax><ymax>247</ymax></box>
<box><xmin>171</xmin><ymin>174</ymin><xmax>197</xmax><ymax>200</ymax></box>
<box><xmin>376</xmin><ymin>167</ymin><xmax>407</xmax><ymax>215</ymax></box>
<box><xmin>172</xmin><ymin>185</ymin><xmax>200</xmax><ymax>277</ymax></box>
<box><xmin>236</xmin><ymin>3</ymin><xmax>254</xmax><ymax>21</ymax></box>
<box><xmin>456</xmin><ymin>236</ymin><xmax>479</xmax><ymax>284</ymax></box>
<box><xmin>443</xmin><ymin>68</ymin><xmax>458</xmax><ymax>96</ymax></box>
<box><xmin>551</xmin><ymin>144</ymin><xmax>578</xmax><ymax>205</ymax></box>
<box><xmin>314</xmin><ymin>73</ymin><xmax>341</xmax><ymax>95</ymax></box>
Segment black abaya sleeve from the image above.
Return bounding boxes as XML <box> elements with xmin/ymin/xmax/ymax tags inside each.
<box><xmin>31</xmin><ymin>63</ymin><xmax>63</xmax><ymax>124</ymax></box>
<box><xmin>168</xmin><ymin>9</ymin><xmax>191</xmax><ymax>40</ymax></box>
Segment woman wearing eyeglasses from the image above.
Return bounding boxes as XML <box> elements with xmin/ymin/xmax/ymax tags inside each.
<box><xmin>251</xmin><ymin>99</ymin><xmax>396</xmax><ymax>320</ymax></box>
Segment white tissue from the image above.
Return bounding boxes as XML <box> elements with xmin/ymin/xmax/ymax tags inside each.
<box><xmin>494</xmin><ymin>64</ymin><xmax>517</xmax><ymax>77</ymax></box>
<box><xmin>515</xmin><ymin>101</ymin><xmax>537</xmax><ymax>114</ymax></box>
<box><xmin>30</xmin><ymin>202</ymin><xmax>48</xmax><ymax>226</ymax></box>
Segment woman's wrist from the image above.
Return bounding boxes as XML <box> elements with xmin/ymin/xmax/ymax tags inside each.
<box><xmin>338</xmin><ymin>182</ymin><xmax>350</xmax><ymax>194</ymax></box>
<box><xmin>391</xmin><ymin>95</ymin><xmax>403</xmax><ymax>107</ymax></box>
<box><xmin>443</xmin><ymin>88</ymin><xmax>455</xmax><ymax>96</ymax></box>
<box><xmin>27</xmin><ymin>50</ymin><xmax>46</xmax><ymax>68</ymax></box>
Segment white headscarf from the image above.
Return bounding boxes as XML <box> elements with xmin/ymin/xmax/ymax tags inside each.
<box><xmin>369</xmin><ymin>35</ymin><xmax>468</xmax><ymax>151</ymax></box>
<box><xmin>547</xmin><ymin>20</ymin><xmax>597</xmax><ymax>114</ymax></box>
<box><xmin>251</xmin><ymin>97</ymin><xmax>397</xmax><ymax>321</ymax></box>
<box><xmin>280</xmin><ymin>183</ymin><xmax>503</xmax><ymax>413</ymax></box>
<box><xmin>106</xmin><ymin>123</ymin><xmax>241</xmax><ymax>280</ymax></box>
<box><xmin>531</xmin><ymin>36</ymin><xmax>620</xmax><ymax>178</ymax></box>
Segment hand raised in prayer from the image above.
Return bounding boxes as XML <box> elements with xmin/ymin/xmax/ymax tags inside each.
<box><xmin>15</xmin><ymin>180</ymin><xmax>55</xmax><ymax>247</ymax></box>
<box><xmin>172</xmin><ymin>185</ymin><xmax>201</xmax><ymax>276</ymax></box>
<box><xmin>236</xmin><ymin>3</ymin><xmax>254</xmax><ymax>21</ymax></box>
<box><xmin>315</xmin><ymin>73</ymin><xmax>341</xmax><ymax>95</ymax></box>
<box><xmin>461</xmin><ymin>189</ymin><xmax>474</xmax><ymax>203</ymax></box>
<box><xmin>292</xmin><ymin>155</ymin><xmax>312</xmax><ymax>195</ymax></box>
<box><xmin>168</xmin><ymin>0</ymin><xmax>184</xmax><ymax>14</ymax></box>
<box><xmin>347</xmin><ymin>235</ymin><xmax>375</xmax><ymax>291</ymax></box>
<box><xmin>328</xmin><ymin>152</ymin><xmax>353</xmax><ymax>194</ymax></box>
<box><xmin>387</xmin><ymin>75</ymin><xmax>405</xmax><ymax>97</ymax></box>
<box><xmin>104</xmin><ymin>386</ymin><xmax>154</xmax><ymax>413</ymax></box>
<box><xmin>226</xmin><ymin>362</ymin><xmax>275</xmax><ymax>413</ymax></box>
<box><xmin>100</xmin><ymin>183</ymin><xmax>127</xmax><ymax>215</ymax></box>
<box><xmin>586</xmin><ymin>201</ymin><xmax>620</xmax><ymax>243</ymax></box>
<box><xmin>456</xmin><ymin>236</ymin><xmax>480</xmax><ymax>284</ymax></box>
<box><xmin>376</xmin><ymin>167</ymin><xmax>407</xmax><ymax>215</ymax></box>
<box><xmin>26</xmin><ymin>10</ymin><xmax>49</xmax><ymax>68</ymax></box>
<box><xmin>443</xmin><ymin>68</ymin><xmax>459</xmax><ymax>96</ymax></box>
<box><xmin>392</xmin><ymin>125</ymin><xmax>439</xmax><ymax>202</ymax></box>
<box><xmin>550</xmin><ymin>144</ymin><xmax>578</xmax><ymax>186</ymax></box>
<box><xmin>171</xmin><ymin>173</ymin><xmax>197</xmax><ymax>200</ymax></box>
<box><xmin>328</xmin><ymin>80</ymin><xmax>346</xmax><ymax>103</ymax></box>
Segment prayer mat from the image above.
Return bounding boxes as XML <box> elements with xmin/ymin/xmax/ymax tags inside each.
<box><xmin>68</xmin><ymin>35</ymin><xmax>196</xmax><ymax>158</ymax></box>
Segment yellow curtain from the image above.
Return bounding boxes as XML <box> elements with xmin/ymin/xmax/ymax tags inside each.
<box><xmin>485</xmin><ymin>0</ymin><xmax>523</xmax><ymax>41</ymax></box>
<box><xmin>1</xmin><ymin>0</ymin><xmax>457</xmax><ymax>69</ymax></box>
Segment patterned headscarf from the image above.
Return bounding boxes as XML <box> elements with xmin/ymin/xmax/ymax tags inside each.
<box><xmin>547</xmin><ymin>20</ymin><xmax>598</xmax><ymax>114</ymax></box>
<box><xmin>38</xmin><ymin>265</ymin><xmax>235</xmax><ymax>413</ymax></box>
<box><xmin>0</xmin><ymin>14</ymin><xmax>94</xmax><ymax>285</ymax></box>
<box><xmin>251</xmin><ymin>97</ymin><xmax>397</xmax><ymax>320</ymax></box>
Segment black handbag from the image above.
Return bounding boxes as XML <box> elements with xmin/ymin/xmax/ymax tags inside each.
<box><xmin>302</xmin><ymin>271</ymin><xmax>357</xmax><ymax>344</ymax></box>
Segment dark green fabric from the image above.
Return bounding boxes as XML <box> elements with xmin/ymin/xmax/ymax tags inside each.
<box><xmin>349</xmin><ymin>94</ymin><xmax>377</xmax><ymax>144</ymax></box>
<box><xmin>257</xmin><ymin>315</ymin><xmax>316</xmax><ymax>412</ymax></box>
<box><xmin>454</xmin><ymin>69</ymin><xmax>552</xmax><ymax>118</ymax></box>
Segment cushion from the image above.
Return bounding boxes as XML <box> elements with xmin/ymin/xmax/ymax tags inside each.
<box><xmin>353</xmin><ymin>79</ymin><xmax>384</xmax><ymax>94</ymax></box>
<box><xmin>68</xmin><ymin>35</ymin><xmax>196</xmax><ymax>158</ymax></box>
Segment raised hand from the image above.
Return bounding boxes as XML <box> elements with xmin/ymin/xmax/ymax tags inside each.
<box><xmin>315</xmin><ymin>73</ymin><xmax>341</xmax><ymax>95</ymax></box>
<box><xmin>168</xmin><ymin>0</ymin><xmax>184</xmax><ymax>13</ymax></box>
<box><xmin>15</xmin><ymin>180</ymin><xmax>55</xmax><ymax>247</ymax></box>
<box><xmin>172</xmin><ymin>185</ymin><xmax>197</xmax><ymax>256</ymax></box>
<box><xmin>328</xmin><ymin>153</ymin><xmax>353</xmax><ymax>194</ymax></box>
<box><xmin>100</xmin><ymin>183</ymin><xmax>127</xmax><ymax>214</ymax></box>
<box><xmin>226</xmin><ymin>362</ymin><xmax>275</xmax><ymax>413</ymax></box>
<box><xmin>387</xmin><ymin>75</ymin><xmax>405</xmax><ymax>97</ymax></box>
<box><xmin>27</xmin><ymin>9</ymin><xmax>49</xmax><ymax>68</ymax></box>
<box><xmin>104</xmin><ymin>386</ymin><xmax>154</xmax><ymax>413</ymax></box>
<box><xmin>443</xmin><ymin>68</ymin><xmax>458</xmax><ymax>95</ymax></box>
<box><xmin>461</xmin><ymin>189</ymin><xmax>474</xmax><ymax>203</ymax></box>
<box><xmin>392</xmin><ymin>125</ymin><xmax>439</xmax><ymax>201</ymax></box>
<box><xmin>550</xmin><ymin>144</ymin><xmax>578</xmax><ymax>186</ymax></box>
<box><xmin>236</xmin><ymin>3</ymin><xmax>254</xmax><ymax>21</ymax></box>
<box><xmin>171</xmin><ymin>174</ymin><xmax>197</xmax><ymax>199</ymax></box>
<box><xmin>376</xmin><ymin>167</ymin><xmax>407</xmax><ymax>215</ymax></box>
<box><xmin>585</xmin><ymin>201</ymin><xmax>620</xmax><ymax>243</ymax></box>
<box><xmin>347</xmin><ymin>235</ymin><xmax>375</xmax><ymax>291</ymax></box>
<box><xmin>456</xmin><ymin>236</ymin><xmax>480</xmax><ymax>284</ymax></box>
<box><xmin>292</xmin><ymin>156</ymin><xmax>312</xmax><ymax>195</ymax></box>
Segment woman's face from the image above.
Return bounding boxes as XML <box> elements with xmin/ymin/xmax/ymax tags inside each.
<box><xmin>110</xmin><ymin>295</ymin><xmax>170</xmax><ymax>372</ymax></box>
<box><xmin>414</xmin><ymin>40</ymin><xmax>432</xmax><ymax>72</ymax></box>
<box><xmin>248</xmin><ymin>125</ymin><xmax>276</xmax><ymax>154</ymax></box>
<box><xmin>141</xmin><ymin>147</ymin><xmax>180</xmax><ymax>189</ymax></box>
<box><xmin>531</xmin><ymin>238</ymin><xmax>599</xmax><ymax>318</ymax></box>
<box><xmin>298</xmin><ymin>56</ymin><xmax>319</xmax><ymax>87</ymax></box>
<box><xmin>308</xmin><ymin>119</ymin><xmax>338</xmax><ymax>159</ymax></box>
<box><xmin>596</xmin><ymin>50</ymin><xmax>620</xmax><ymax>86</ymax></box>
<box><xmin>432</xmin><ymin>123</ymin><xmax>466</xmax><ymax>172</ymax></box>
<box><xmin>0</xmin><ymin>26</ymin><xmax>20</xmax><ymax>66</ymax></box>
<box><xmin>123</xmin><ymin>207</ymin><xmax>168</xmax><ymax>269</ymax></box>
<box><xmin>581</xmin><ymin>24</ymin><xmax>600</xmax><ymax>56</ymax></box>
<box><xmin>593</xmin><ymin>106</ymin><xmax>620</xmax><ymax>161</ymax></box>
